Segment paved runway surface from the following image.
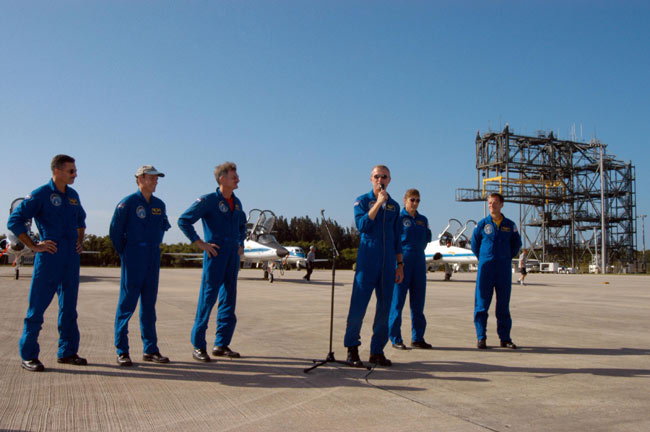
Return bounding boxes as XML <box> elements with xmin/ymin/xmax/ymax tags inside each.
<box><xmin>1</xmin><ymin>266</ymin><xmax>649</xmax><ymax>431</ymax></box>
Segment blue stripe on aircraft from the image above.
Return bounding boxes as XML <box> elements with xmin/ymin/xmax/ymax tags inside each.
<box><xmin>426</xmin><ymin>253</ymin><xmax>475</xmax><ymax>259</ymax></box>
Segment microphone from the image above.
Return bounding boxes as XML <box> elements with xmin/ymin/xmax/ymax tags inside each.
<box><xmin>379</xmin><ymin>183</ymin><xmax>386</xmax><ymax>208</ymax></box>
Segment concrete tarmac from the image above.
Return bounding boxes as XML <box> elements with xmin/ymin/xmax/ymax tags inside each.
<box><xmin>0</xmin><ymin>266</ymin><xmax>648</xmax><ymax>431</ymax></box>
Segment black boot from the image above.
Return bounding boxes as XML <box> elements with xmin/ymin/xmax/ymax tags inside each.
<box><xmin>346</xmin><ymin>346</ymin><xmax>364</xmax><ymax>368</ymax></box>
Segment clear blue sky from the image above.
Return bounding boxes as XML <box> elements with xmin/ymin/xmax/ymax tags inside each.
<box><xmin>2</xmin><ymin>1</ymin><xmax>649</xmax><ymax>247</ymax></box>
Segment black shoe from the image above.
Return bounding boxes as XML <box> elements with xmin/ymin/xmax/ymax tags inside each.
<box><xmin>477</xmin><ymin>339</ymin><xmax>487</xmax><ymax>349</ymax></box>
<box><xmin>346</xmin><ymin>346</ymin><xmax>364</xmax><ymax>368</ymax></box>
<box><xmin>21</xmin><ymin>359</ymin><xmax>44</xmax><ymax>372</ymax></box>
<box><xmin>192</xmin><ymin>348</ymin><xmax>211</xmax><ymax>362</ymax></box>
<box><xmin>411</xmin><ymin>340</ymin><xmax>433</xmax><ymax>350</ymax></box>
<box><xmin>500</xmin><ymin>340</ymin><xmax>518</xmax><ymax>349</ymax></box>
<box><xmin>212</xmin><ymin>346</ymin><xmax>240</xmax><ymax>358</ymax></box>
<box><xmin>392</xmin><ymin>342</ymin><xmax>408</xmax><ymax>350</ymax></box>
<box><xmin>57</xmin><ymin>354</ymin><xmax>88</xmax><ymax>365</ymax></box>
<box><xmin>117</xmin><ymin>353</ymin><xmax>133</xmax><ymax>367</ymax></box>
<box><xmin>368</xmin><ymin>353</ymin><xmax>392</xmax><ymax>367</ymax></box>
<box><xmin>143</xmin><ymin>352</ymin><xmax>170</xmax><ymax>363</ymax></box>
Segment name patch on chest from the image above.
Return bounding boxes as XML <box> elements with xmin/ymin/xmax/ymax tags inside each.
<box><xmin>501</xmin><ymin>226</ymin><xmax>511</xmax><ymax>232</ymax></box>
<box><xmin>386</xmin><ymin>204</ymin><xmax>396</xmax><ymax>212</ymax></box>
<box><xmin>151</xmin><ymin>208</ymin><xmax>162</xmax><ymax>215</ymax></box>
<box><xmin>68</xmin><ymin>198</ymin><xmax>79</xmax><ymax>206</ymax></box>
<box><xmin>416</xmin><ymin>220</ymin><xmax>426</xmax><ymax>226</ymax></box>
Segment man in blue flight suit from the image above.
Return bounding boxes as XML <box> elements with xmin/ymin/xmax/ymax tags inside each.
<box><xmin>471</xmin><ymin>192</ymin><xmax>522</xmax><ymax>349</ymax></box>
<box><xmin>178</xmin><ymin>162</ymin><xmax>246</xmax><ymax>362</ymax></box>
<box><xmin>110</xmin><ymin>165</ymin><xmax>171</xmax><ymax>367</ymax></box>
<box><xmin>389</xmin><ymin>189</ymin><xmax>433</xmax><ymax>351</ymax></box>
<box><xmin>344</xmin><ymin>165</ymin><xmax>404</xmax><ymax>367</ymax></box>
<box><xmin>8</xmin><ymin>154</ymin><xmax>87</xmax><ymax>372</ymax></box>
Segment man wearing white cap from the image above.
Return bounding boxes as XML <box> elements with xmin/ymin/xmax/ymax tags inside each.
<box><xmin>110</xmin><ymin>165</ymin><xmax>171</xmax><ymax>366</ymax></box>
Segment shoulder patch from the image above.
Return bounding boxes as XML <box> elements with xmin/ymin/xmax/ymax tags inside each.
<box><xmin>354</xmin><ymin>200</ymin><xmax>360</xmax><ymax>207</ymax></box>
<box><xmin>117</xmin><ymin>203</ymin><xmax>126</xmax><ymax>209</ymax></box>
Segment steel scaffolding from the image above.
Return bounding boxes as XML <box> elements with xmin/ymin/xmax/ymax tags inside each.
<box><xmin>456</xmin><ymin>125</ymin><xmax>637</xmax><ymax>272</ymax></box>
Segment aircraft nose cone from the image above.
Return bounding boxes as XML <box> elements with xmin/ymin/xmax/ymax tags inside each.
<box><xmin>277</xmin><ymin>247</ymin><xmax>289</xmax><ymax>258</ymax></box>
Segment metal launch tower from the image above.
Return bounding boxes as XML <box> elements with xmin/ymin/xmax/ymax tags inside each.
<box><xmin>456</xmin><ymin>125</ymin><xmax>637</xmax><ymax>272</ymax></box>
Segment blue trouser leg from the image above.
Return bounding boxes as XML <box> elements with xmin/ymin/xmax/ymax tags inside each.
<box><xmin>369</xmin><ymin>264</ymin><xmax>395</xmax><ymax>355</ymax></box>
<box><xmin>191</xmin><ymin>250</ymin><xmax>227</xmax><ymax>350</ymax></box>
<box><xmin>57</xmin><ymin>246</ymin><xmax>81</xmax><ymax>358</ymax></box>
<box><xmin>409</xmin><ymin>256</ymin><xmax>427</xmax><ymax>343</ymax></box>
<box><xmin>140</xmin><ymin>251</ymin><xmax>160</xmax><ymax>354</ymax></box>
<box><xmin>344</xmin><ymin>270</ymin><xmax>375</xmax><ymax>348</ymax></box>
<box><xmin>191</xmin><ymin>281</ymin><xmax>219</xmax><ymax>351</ymax></box>
<box><xmin>474</xmin><ymin>262</ymin><xmax>496</xmax><ymax>340</ymax></box>
<box><xmin>495</xmin><ymin>266</ymin><xmax>512</xmax><ymax>342</ymax></box>
<box><xmin>19</xmin><ymin>252</ymin><xmax>58</xmax><ymax>360</ymax></box>
<box><xmin>214</xmin><ymin>251</ymin><xmax>239</xmax><ymax>347</ymax></box>
<box><xmin>388</xmin><ymin>268</ymin><xmax>411</xmax><ymax>344</ymax></box>
<box><xmin>115</xmin><ymin>262</ymin><xmax>140</xmax><ymax>355</ymax></box>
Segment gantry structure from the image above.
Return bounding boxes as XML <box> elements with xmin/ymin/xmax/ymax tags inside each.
<box><xmin>456</xmin><ymin>125</ymin><xmax>637</xmax><ymax>271</ymax></box>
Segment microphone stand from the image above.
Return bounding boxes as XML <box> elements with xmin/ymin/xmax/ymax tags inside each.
<box><xmin>304</xmin><ymin>209</ymin><xmax>367</xmax><ymax>372</ymax></box>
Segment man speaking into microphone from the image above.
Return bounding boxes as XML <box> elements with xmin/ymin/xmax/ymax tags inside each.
<box><xmin>344</xmin><ymin>164</ymin><xmax>404</xmax><ymax>367</ymax></box>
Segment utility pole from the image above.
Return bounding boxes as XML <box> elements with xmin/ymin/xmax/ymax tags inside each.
<box><xmin>638</xmin><ymin>214</ymin><xmax>647</xmax><ymax>273</ymax></box>
<box><xmin>599</xmin><ymin>144</ymin><xmax>607</xmax><ymax>273</ymax></box>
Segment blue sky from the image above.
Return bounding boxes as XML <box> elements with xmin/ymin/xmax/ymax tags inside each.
<box><xmin>2</xmin><ymin>1</ymin><xmax>649</xmax><ymax>247</ymax></box>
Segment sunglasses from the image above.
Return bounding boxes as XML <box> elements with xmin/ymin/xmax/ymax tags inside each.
<box><xmin>373</xmin><ymin>174</ymin><xmax>388</xmax><ymax>180</ymax></box>
<box><xmin>409</xmin><ymin>198</ymin><xmax>420</xmax><ymax>203</ymax></box>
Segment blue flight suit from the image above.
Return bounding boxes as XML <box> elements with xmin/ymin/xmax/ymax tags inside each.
<box><xmin>110</xmin><ymin>191</ymin><xmax>171</xmax><ymax>356</ymax></box>
<box><xmin>388</xmin><ymin>209</ymin><xmax>432</xmax><ymax>344</ymax></box>
<box><xmin>344</xmin><ymin>190</ymin><xmax>403</xmax><ymax>355</ymax></box>
<box><xmin>8</xmin><ymin>179</ymin><xmax>86</xmax><ymax>361</ymax></box>
<box><xmin>471</xmin><ymin>214</ymin><xmax>522</xmax><ymax>342</ymax></box>
<box><xmin>178</xmin><ymin>189</ymin><xmax>246</xmax><ymax>350</ymax></box>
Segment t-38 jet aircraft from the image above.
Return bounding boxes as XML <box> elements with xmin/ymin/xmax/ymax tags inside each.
<box><xmin>1</xmin><ymin>198</ymin><xmax>38</xmax><ymax>279</ymax></box>
<box><xmin>282</xmin><ymin>246</ymin><xmax>328</xmax><ymax>270</ymax></box>
<box><xmin>425</xmin><ymin>218</ymin><xmax>478</xmax><ymax>280</ymax></box>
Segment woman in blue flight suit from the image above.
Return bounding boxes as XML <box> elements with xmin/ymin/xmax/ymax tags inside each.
<box><xmin>388</xmin><ymin>189</ymin><xmax>433</xmax><ymax>350</ymax></box>
<box><xmin>471</xmin><ymin>192</ymin><xmax>522</xmax><ymax>349</ymax></box>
